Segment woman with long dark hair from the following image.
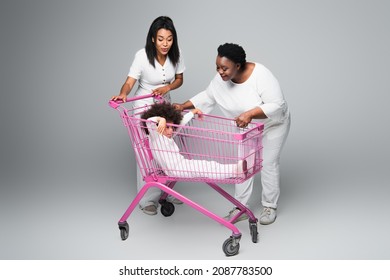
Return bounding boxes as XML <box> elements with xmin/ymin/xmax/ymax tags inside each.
<box><xmin>111</xmin><ymin>16</ymin><xmax>185</xmax><ymax>215</ymax></box>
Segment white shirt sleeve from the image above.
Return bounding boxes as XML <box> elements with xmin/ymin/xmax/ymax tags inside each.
<box><xmin>189</xmin><ymin>80</ymin><xmax>217</xmax><ymax>114</ymax></box>
<box><xmin>145</xmin><ymin>117</ymin><xmax>159</xmax><ymax>140</ymax></box>
<box><xmin>170</xmin><ymin>111</ymin><xmax>194</xmax><ymax>135</ymax></box>
<box><xmin>180</xmin><ymin>111</ymin><xmax>194</xmax><ymax>126</ymax></box>
<box><xmin>127</xmin><ymin>49</ymin><xmax>144</xmax><ymax>80</ymax></box>
<box><xmin>256</xmin><ymin>67</ymin><xmax>288</xmax><ymax>122</ymax></box>
<box><xmin>176</xmin><ymin>49</ymin><xmax>186</xmax><ymax>74</ymax></box>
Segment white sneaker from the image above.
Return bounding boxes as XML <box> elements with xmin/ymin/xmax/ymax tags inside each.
<box><xmin>166</xmin><ymin>195</ymin><xmax>183</xmax><ymax>204</ymax></box>
<box><xmin>224</xmin><ymin>207</ymin><xmax>248</xmax><ymax>224</ymax></box>
<box><xmin>259</xmin><ymin>207</ymin><xmax>277</xmax><ymax>225</ymax></box>
<box><xmin>140</xmin><ymin>204</ymin><xmax>157</xmax><ymax>215</ymax></box>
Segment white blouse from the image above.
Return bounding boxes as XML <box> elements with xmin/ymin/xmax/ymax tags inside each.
<box><xmin>190</xmin><ymin>63</ymin><xmax>289</xmax><ymax>126</ymax></box>
<box><xmin>128</xmin><ymin>48</ymin><xmax>185</xmax><ymax>106</ymax></box>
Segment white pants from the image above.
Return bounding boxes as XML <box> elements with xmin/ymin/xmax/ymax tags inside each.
<box><xmin>133</xmin><ymin>96</ymin><xmax>165</xmax><ymax>208</ymax></box>
<box><xmin>234</xmin><ymin>116</ymin><xmax>291</xmax><ymax>209</ymax></box>
<box><xmin>137</xmin><ymin>159</ymin><xmax>238</xmax><ymax>207</ymax></box>
<box><xmin>137</xmin><ymin>168</ymin><xmax>161</xmax><ymax>208</ymax></box>
<box><xmin>166</xmin><ymin>159</ymin><xmax>238</xmax><ymax>179</ymax></box>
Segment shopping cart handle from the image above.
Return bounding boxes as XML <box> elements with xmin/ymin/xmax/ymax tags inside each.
<box><xmin>108</xmin><ymin>94</ymin><xmax>163</xmax><ymax>109</ymax></box>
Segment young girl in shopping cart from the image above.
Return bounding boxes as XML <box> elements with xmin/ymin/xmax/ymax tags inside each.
<box><xmin>140</xmin><ymin>102</ymin><xmax>248</xmax><ymax>179</ymax></box>
<box><xmin>110</xmin><ymin>95</ymin><xmax>262</xmax><ymax>254</ymax></box>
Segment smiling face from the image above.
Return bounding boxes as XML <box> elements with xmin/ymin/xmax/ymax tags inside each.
<box><xmin>216</xmin><ymin>55</ymin><xmax>241</xmax><ymax>81</ymax></box>
<box><xmin>153</xmin><ymin>28</ymin><xmax>173</xmax><ymax>57</ymax></box>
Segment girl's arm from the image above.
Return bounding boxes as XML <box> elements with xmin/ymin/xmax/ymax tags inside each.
<box><xmin>179</xmin><ymin>108</ymin><xmax>202</xmax><ymax>126</ymax></box>
<box><xmin>145</xmin><ymin>116</ymin><xmax>166</xmax><ymax>138</ymax></box>
<box><xmin>155</xmin><ymin>117</ymin><xmax>167</xmax><ymax>134</ymax></box>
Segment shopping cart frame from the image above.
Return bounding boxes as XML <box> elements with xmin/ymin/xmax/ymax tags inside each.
<box><xmin>109</xmin><ymin>94</ymin><xmax>263</xmax><ymax>256</ymax></box>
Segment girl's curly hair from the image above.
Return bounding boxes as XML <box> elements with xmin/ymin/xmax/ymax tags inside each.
<box><xmin>141</xmin><ymin>102</ymin><xmax>183</xmax><ymax>134</ymax></box>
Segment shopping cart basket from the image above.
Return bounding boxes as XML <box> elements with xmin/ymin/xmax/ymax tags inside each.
<box><xmin>109</xmin><ymin>94</ymin><xmax>263</xmax><ymax>256</ymax></box>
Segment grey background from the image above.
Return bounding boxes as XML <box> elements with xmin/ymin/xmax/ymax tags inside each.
<box><xmin>1</xmin><ymin>0</ymin><xmax>389</xmax><ymax>259</ymax></box>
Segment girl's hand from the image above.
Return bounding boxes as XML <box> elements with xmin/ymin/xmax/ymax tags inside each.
<box><xmin>157</xmin><ymin>117</ymin><xmax>167</xmax><ymax>134</ymax></box>
<box><xmin>191</xmin><ymin>108</ymin><xmax>203</xmax><ymax>120</ymax></box>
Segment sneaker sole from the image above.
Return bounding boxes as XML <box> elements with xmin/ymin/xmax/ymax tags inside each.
<box><xmin>139</xmin><ymin>205</ymin><xmax>158</xmax><ymax>215</ymax></box>
<box><xmin>142</xmin><ymin>210</ymin><xmax>157</xmax><ymax>215</ymax></box>
<box><xmin>259</xmin><ymin>216</ymin><xmax>277</xmax><ymax>225</ymax></box>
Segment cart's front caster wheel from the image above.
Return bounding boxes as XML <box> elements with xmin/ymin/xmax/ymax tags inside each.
<box><xmin>118</xmin><ymin>222</ymin><xmax>129</xmax><ymax>241</ymax></box>
<box><xmin>222</xmin><ymin>237</ymin><xmax>240</xmax><ymax>256</ymax></box>
<box><xmin>161</xmin><ymin>202</ymin><xmax>175</xmax><ymax>217</ymax></box>
<box><xmin>249</xmin><ymin>222</ymin><xmax>258</xmax><ymax>243</ymax></box>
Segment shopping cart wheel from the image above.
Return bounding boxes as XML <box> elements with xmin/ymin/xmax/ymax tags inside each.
<box><xmin>118</xmin><ymin>222</ymin><xmax>129</xmax><ymax>241</ymax></box>
<box><xmin>222</xmin><ymin>237</ymin><xmax>240</xmax><ymax>256</ymax></box>
<box><xmin>249</xmin><ymin>222</ymin><xmax>258</xmax><ymax>243</ymax></box>
<box><xmin>161</xmin><ymin>202</ymin><xmax>175</xmax><ymax>217</ymax></box>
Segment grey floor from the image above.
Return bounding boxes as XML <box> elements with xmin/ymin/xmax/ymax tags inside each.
<box><xmin>1</xmin><ymin>144</ymin><xmax>389</xmax><ymax>260</ymax></box>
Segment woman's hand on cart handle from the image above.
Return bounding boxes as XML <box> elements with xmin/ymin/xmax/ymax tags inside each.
<box><xmin>152</xmin><ymin>85</ymin><xmax>170</xmax><ymax>96</ymax></box>
<box><xmin>109</xmin><ymin>94</ymin><xmax>157</xmax><ymax>106</ymax></box>
<box><xmin>235</xmin><ymin>111</ymin><xmax>252</xmax><ymax>128</ymax></box>
<box><xmin>110</xmin><ymin>93</ymin><xmax>127</xmax><ymax>103</ymax></box>
<box><xmin>235</xmin><ymin>107</ymin><xmax>267</xmax><ymax>128</ymax></box>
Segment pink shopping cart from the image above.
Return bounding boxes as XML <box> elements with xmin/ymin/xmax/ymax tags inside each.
<box><xmin>109</xmin><ymin>94</ymin><xmax>263</xmax><ymax>256</ymax></box>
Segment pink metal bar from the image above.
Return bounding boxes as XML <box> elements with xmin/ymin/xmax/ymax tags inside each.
<box><xmin>207</xmin><ymin>182</ymin><xmax>257</xmax><ymax>223</ymax></box>
<box><xmin>118</xmin><ymin>181</ymin><xmax>242</xmax><ymax>236</ymax></box>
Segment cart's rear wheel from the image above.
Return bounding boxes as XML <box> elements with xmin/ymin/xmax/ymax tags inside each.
<box><xmin>249</xmin><ymin>222</ymin><xmax>258</xmax><ymax>243</ymax></box>
<box><xmin>222</xmin><ymin>237</ymin><xmax>240</xmax><ymax>256</ymax></box>
<box><xmin>118</xmin><ymin>222</ymin><xmax>129</xmax><ymax>241</ymax></box>
<box><xmin>161</xmin><ymin>202</ymin><xmax>175</xmax><ymax>217</ymax></box>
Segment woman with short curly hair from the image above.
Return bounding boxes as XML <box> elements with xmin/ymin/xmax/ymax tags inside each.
<box><xmin>174</xmin><ymin>43</ymin><xmax>291</xmax><ymax>225</ymax></box>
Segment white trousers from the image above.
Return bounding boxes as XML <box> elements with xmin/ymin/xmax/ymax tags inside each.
<box><xmin>133</xmin><ymin>96</ymin><xmax>165</xmax><ymax>208</ymax></box>
<box><xmin>165</xmin><ymin>159</ymin><xmax>238</xmax><ymax>179</ymax></box>
<box><xmin>234</xmin><ymin>116</ymin><xmax>291</xmax><ymax>209</ymax></box>
<box><xmin>137</xmin><ymin>159</ymin><xmax>238</xmax><ymax>207</ymax></box>
<box><xmin>137</xmin><ymin>168</ymin><xmax>161</xmax><ymax>208</ymax></box>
